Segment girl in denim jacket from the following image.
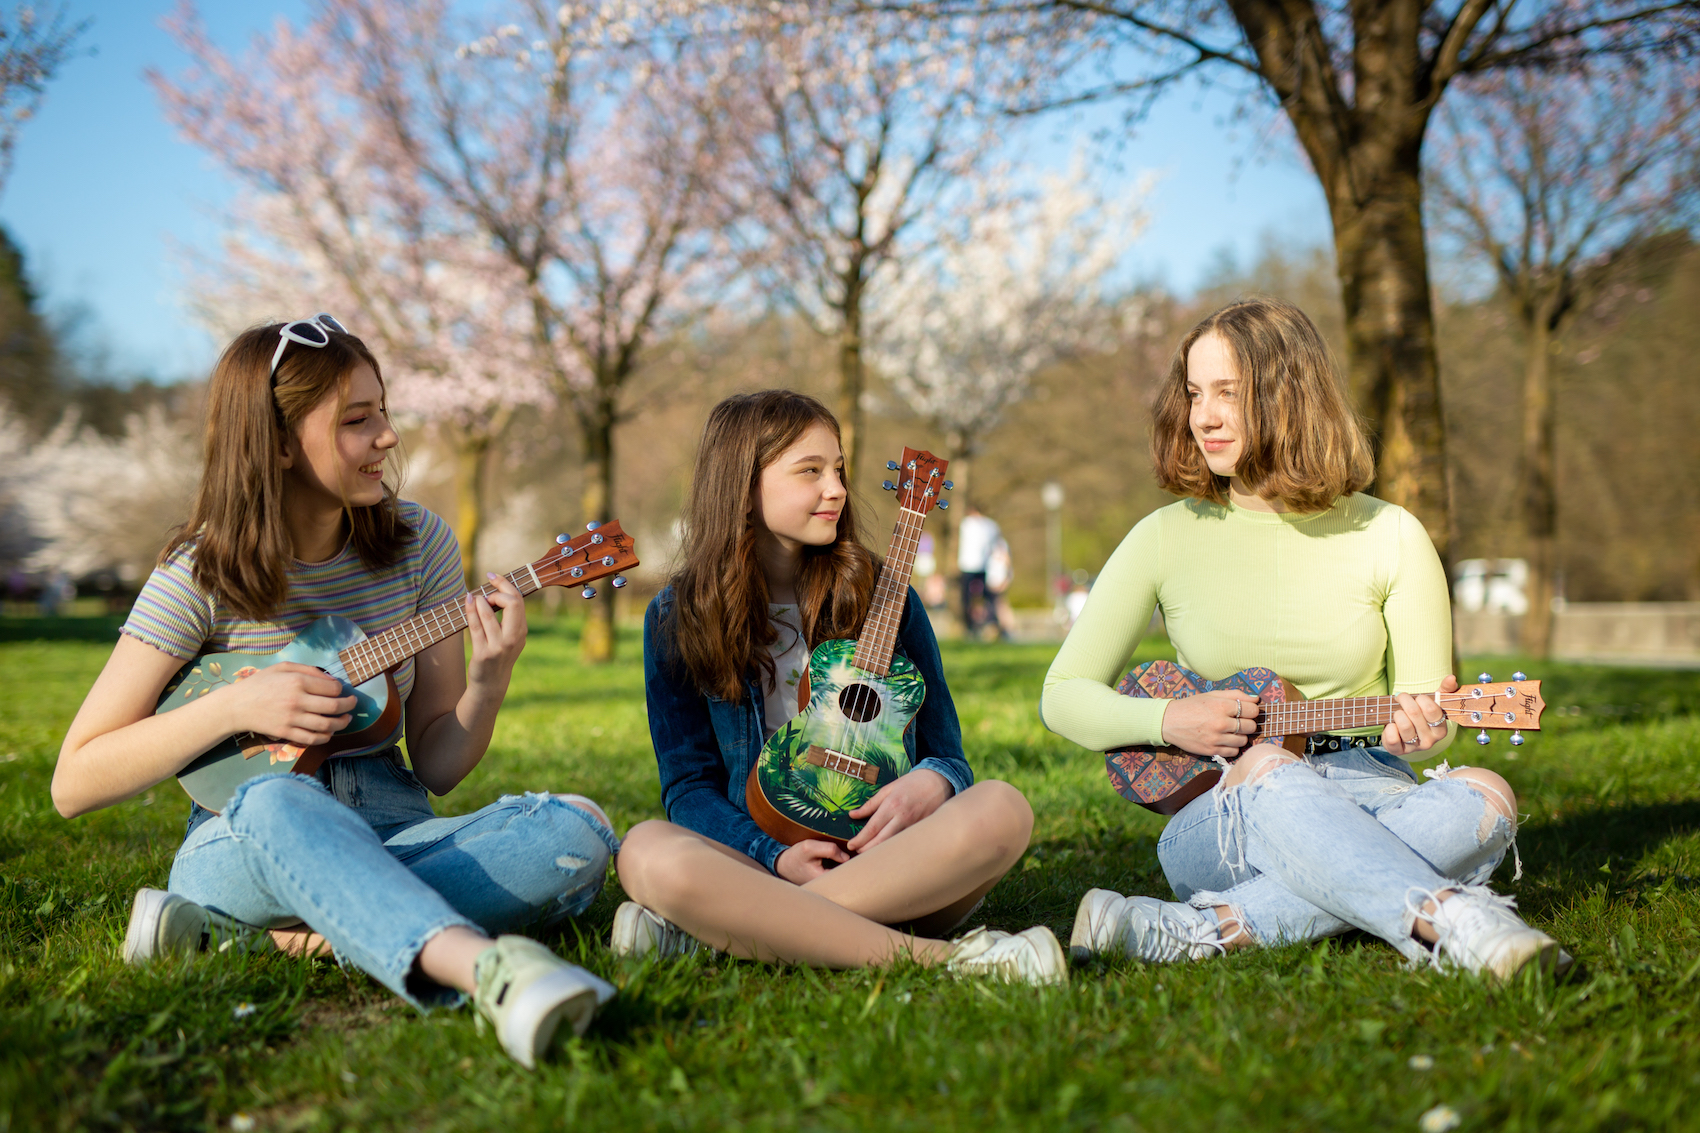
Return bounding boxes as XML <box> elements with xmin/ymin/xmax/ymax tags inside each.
<box><xmin>614</xmin><ymin>390</ymin><xmax>1065</xmax><ymax>984</ymax></box>
<box><xmin>52</xmin><ymin>317</ymin><xmax>617</xmax><ymax>1068</ymax></box>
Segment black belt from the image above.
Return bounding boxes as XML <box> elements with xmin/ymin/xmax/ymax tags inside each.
<box><xmin>1304</xmin><ymin>734</ymin><xmax>1376</xmax><ymax>756</ymax></box>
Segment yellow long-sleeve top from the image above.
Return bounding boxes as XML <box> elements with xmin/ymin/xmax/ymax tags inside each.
<box><xmin>1040</xmin><ymin>493</ymin><xmax>1455</xmax><ymax>754</ymax></box>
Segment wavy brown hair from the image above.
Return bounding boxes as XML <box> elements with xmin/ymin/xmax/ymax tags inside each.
<box><xmin>161</xmin><ymin>322</ymin><xmax>414</xmax><ymax>621</ymax></box>
<box><xmin>665</xmin><ymin>390</ymin><xmax>879</xmax><ymax>702</ymax></box>
<box><xmin>1151</xmin><ymin>297</ymin><xmax>1373</xmax><ymax>513</ymax></box>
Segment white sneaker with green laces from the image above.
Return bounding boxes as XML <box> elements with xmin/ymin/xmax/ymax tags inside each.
<box><xmin>472</xmin><ymin>936</ymin><xmax>616</xmax><ymax>1069</ymax></box>
<box><xmin>1419</xmin><ymin>889</ymin><xmax>1572</xmax><ymax>980</ymax></box>
<box><xmin>609</xmin><ymin>901</ymin><xmax>705</xmax><ymax>960</ymax></box>
<box><xmin>945</xmin><ymin>926</ymin><xmax>1069</xmax><ymax>986</ymax></box>
<box><xmin>1069</xmin><ymin>888</ymin><xmax>1226</xmax><ymax>964</ymax></box>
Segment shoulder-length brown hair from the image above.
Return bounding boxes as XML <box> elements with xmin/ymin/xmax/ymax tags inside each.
<box><xmin>161</xmin><ymin>321</ymin><xmax>414</xmax><ymax>621</ymax></box>
<box><xmin>665</xmin><ymin>390</ymin><xmax>878</xmax><ymax>702</ymax></box>
<box><xmin>1151</xmin><ymin>297</ymin><xmax>1373</xmax><ymax>513</ymax></box>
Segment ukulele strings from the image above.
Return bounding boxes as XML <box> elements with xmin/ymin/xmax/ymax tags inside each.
<box><xmin>1258</xmin><ymin>689</ymin><xmax>1524</xmax><ymax>734</ymax></box>
<box><xmin>845</xmin><ymin>498</ymin><xmax>925</xmax><ymax>781</ymax></box>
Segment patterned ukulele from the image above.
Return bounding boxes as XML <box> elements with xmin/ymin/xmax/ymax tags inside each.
<box><xmin>746</xmin><ymin>447</ymin><xmax>951</xmax><ymax>848</ymax></box>
<box><xmin>1106</xmin><ymin>660</ymin><xmax>1545</xmax><ymax>815</ymax></box>
<box><xmin>162</xmin><ymin>523</ymin><xmax>638</xmax><ymax>813</ymax></box>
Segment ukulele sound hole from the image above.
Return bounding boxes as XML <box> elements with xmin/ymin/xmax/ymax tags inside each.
<box><xmin>838</xmin><ymin>683</ymin><xmax>882</xmax><ymax>722</ymax></box>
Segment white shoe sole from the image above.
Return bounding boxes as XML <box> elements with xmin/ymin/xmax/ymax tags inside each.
<box><xmin>498</xmin><ymin>965</ymin><xmax>616</xmax><ymax>1069</ymax></box>
<box><xmin>1020</xmin><ymin>926</ymin><xmax>1070</xmax><ymax>986</ymax></box>
<box><xmin>1487</xmin><ymin>932</ymin><xmax>1572</xmax><ymax>981</ymax></box>
<box><xmin>609</xmin><ymin>901</ymin><xmax>653</xmax><ymax>959</ymax></box>
<box><xmin>122</xmin><ymin>888</ymin><xmax>175</xmax><ymax>965</ymax></box>
<box><xmin>1068</xmin><ymin>888</ymin><xmax>1122</xmax><ymax>964</ymax></box>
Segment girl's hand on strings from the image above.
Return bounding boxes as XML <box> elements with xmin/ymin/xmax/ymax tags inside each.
<box><xmin>845</xmin><ymin>767</ymin><xmax>952</xmax><ymax>853</ymax></box>
<box><xmin>1383</xmin><ymin>674</ymin><xmax>1458</xmax><ymax>755</ymax></box>
<box><xmin>465</xmin><ymin>573</ymin><xmax>528</xmax><ymax>694</ymax></box>
<box><xmin>220</xmin><ymin>662</ymin><xmax>355</xmax><ymax>747</ymax></box>
<box><xmin>776</xmin><ymin>839</ymin><xmax>849</xmax><ymax>884</ymax></box>
<box><xmin>1160</xmin><ymin>691</ymin><xmax>1261</xmax><ymax>759</ymax></box>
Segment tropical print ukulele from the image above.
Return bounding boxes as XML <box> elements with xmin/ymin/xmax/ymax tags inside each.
<box><xmin>746</xmin><ymin>447</ymin><xmax>951</xmax><ymax>848</ymax></box>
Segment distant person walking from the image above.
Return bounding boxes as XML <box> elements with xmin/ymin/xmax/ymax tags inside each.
<box><xmin>956</xmin><ymin>505</ymin><xmax>1001</xmax><ymax>636</ymax></box>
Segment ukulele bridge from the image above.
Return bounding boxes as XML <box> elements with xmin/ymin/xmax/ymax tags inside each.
<box><xmin>805</xmin><ymin>746</ymin><xmax>878</xmax><ymax>785</ymax></box>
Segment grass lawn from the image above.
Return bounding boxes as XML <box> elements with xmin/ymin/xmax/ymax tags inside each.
<box><xmin>2</xmin><ymin>616</ymin><xmax>1698</xmax><ymax>1131</ymax></box>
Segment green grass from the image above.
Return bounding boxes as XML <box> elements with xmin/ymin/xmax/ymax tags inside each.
<box><xmin>2</xmin><ymin>620</ymin><xmax>1698</xmax><ymax>1131</ymax></box>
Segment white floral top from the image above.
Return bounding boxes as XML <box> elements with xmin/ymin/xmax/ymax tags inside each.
<box><xmin>762</xmin><ymin>603</ymin><xmax>811</xmax><ymax>739</ymax></box>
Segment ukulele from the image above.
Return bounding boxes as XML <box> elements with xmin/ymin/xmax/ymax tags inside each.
<box><xmin>1104</xmin><ymin>660</ymin><xmax>1545</xmax><ymax>815</ymax></box>
<box><xmin>162</xmin><ymin>522</ymin><xmax>639</xmax><ymax>813</ymax></box>
<box><xmin>746</xmin><ymin>447</ymin><xmax>951</xmax><ymax>849</ymax></box>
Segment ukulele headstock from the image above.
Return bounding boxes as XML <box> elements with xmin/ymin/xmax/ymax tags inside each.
<box><xmin>880</xmin><ymin>447</ymin><xmax>951</xmax><ymax>515</ymax></box>
<box><xmin>1444</xmin><ymin>676</ymin><xmax>1545</xmax><ymax>732</ymax></box>
<box><xmin>528</xmin><ymin>521</ymin><xmax>640</xmax><ymax>597</ymax></box>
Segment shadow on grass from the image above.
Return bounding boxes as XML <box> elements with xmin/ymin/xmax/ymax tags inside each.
<box><xmin>1520</xmin><ymin>800</ymin><xmax>1700</xmax><ymax>881</ymax></box>
<box><xmin>0</xmin><ymin>615</ymin><xmax>126</xmax><ymax>643</ymax></box>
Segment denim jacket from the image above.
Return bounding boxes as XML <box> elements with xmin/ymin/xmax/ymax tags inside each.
<box><xmin>643</xmin><ymin>585</ymin><xmax>974</xmax><ymax>874</ymax></box>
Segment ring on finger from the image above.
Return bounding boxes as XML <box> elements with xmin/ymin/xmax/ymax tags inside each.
<box><xmin>1425</xmin><ymin>718</ymin><xmax>1445</xmax><ymax>728</ymax></box>
<box><xmin>1233</xmin><ymin>700</ymin><xmax>1242</xmax><ymax>719</ymax></box>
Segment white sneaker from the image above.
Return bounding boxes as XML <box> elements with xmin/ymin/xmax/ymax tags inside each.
<box><xmin>1070</xmin><ymin>888</ymin><xmax>1224</xmax><ymax>964</ymax></box>
<box><xmin>122</xmin><ymin>888</ymin><xmax>210</xmax><ymax>964</ymax></box>
<box><xmin>1422</xmin><ymin>889</ymin><xmax>1572</xmax><ymax>980</ymax></box>
<box><xmin>472</xmin><ymin>935</ymin><xmax>617</xmax><ymax>1069</ymax></box>
<box><xmin>945</xmin><ymin>926</ymin><xmax>1068</xmax><ymax>986</ymax></box>
<box><xmin>609</xmin><ymin>901</ymin><xmax>704</xmax><ymax>960</ymax></box>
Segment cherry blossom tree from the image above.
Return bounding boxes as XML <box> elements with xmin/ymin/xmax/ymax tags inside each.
<box><xmin>1428</xmin><ymin>63</ymin><xmax>1700</xmax><ymax>656</ymax></box>
<box><xmin>687</xmin><ymin>3</ymin><xmax>1047</xmax><ymax>476</ymax></box>
<box><xmin>0</xmin><ymin>2</ymin><xmax>87</xmax><ymax>198</ymax></box>
<box><xmin>903</xmin><ymin>0</ymin><xmax>1700</xmax><ymax>561</ymax></box>
<box><xmin>871</xmin><ymin>163</ymin><xmax>1148</xmax><ymax>582</ymax></box>
<box><xmin>155</xmin><ymin>0</ymin><xmax>731</xmax><ymax>661</ymax></box>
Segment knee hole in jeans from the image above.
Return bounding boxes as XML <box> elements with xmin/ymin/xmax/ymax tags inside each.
<box><xmin>1222</xmin><ymin>748</ymin><xmax>1300</xmax><ymax>790</ymax></box>
<box><xmin>1432</xmin><ymin>766</ymin><xmax>1518</xmax><ymax>841</ymax></box>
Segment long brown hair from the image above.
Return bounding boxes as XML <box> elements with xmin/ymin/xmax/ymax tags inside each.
<box><xmin>665</xmin><ymin>390</ymin><xmax>878</xmax><ymax>701</ymax></box>
<box><xmin>161</xmin><ymin>322</ymin><xmax>414</xmax><ymax>621</ymax></box>
<box><xmin>1150</xmin><ymin>297</ymin><xmax>1373</xmax><ymax>513</ymax></box>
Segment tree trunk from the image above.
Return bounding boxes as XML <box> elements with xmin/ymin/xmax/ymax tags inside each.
<box><xmin>838</xmin><ymin>271</ymin><xmax>867</xmax><ymax>481</ymax></box>
<box><xmin>1519</xmin><ymin>316</ymin><xmax>1558</xmax><ymax>658</ymax></box>
<box><xmin>579</xmin><ymin>398</ymin><xmax>617</xmax><ymax>664</ymax></box>
<box><xmin>451</xmin><ymin>430</ymin><xmax>492</xmax><ymax>591</ymax></box>
<box><xmin>1330</xmin><ymin>163</ymin><xmax>1453</xmax><ymax>560</ymax></box>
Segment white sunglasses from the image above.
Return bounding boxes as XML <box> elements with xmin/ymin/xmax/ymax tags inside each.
<box><xmin>269</xmin><ymin>313</ymin><xmax>349</xmax><ymax>381</ymax></box>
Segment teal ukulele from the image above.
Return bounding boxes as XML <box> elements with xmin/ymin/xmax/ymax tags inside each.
<box><xmin>161</xmin><ymin>522</ymin><xmax>639</xmax><ymax>813</ymax></box>
<box><xmin>747</xmin><ymin>447</ymin><xmax>951</xmax><ymax>848</ymax></box>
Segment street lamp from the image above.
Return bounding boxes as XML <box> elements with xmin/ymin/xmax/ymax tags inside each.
<box><xmin>1041</xmin><ymin>481</ymin><xmax>1064</xmax><ymax>621</ymax></box>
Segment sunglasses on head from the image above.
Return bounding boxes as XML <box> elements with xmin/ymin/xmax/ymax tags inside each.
<box><xmin>269</xmin><ymin>313</ymin><xmax>350</xmax><ymax>381</ymax></box>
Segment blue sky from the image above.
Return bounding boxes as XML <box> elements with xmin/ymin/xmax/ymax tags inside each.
<box><xmin>1</xmin><ymin>1</ymin><xmax>1331</xmax><ymax>383</ymax></box>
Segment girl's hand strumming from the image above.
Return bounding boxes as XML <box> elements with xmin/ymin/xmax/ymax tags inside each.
<box><xmin>845</xmin><ymin>767</ymin><xmax>952</xmax><ymax>853</ymax></box>
<box><xmin>1160</xmin><ymin>691</ymin><xmax>1261</xmax><ymax>759</ymax></box>
<box><xmin>217</xmin><ymin>662</ymin><xmax>356</xmax><ymax>747</ymax></box>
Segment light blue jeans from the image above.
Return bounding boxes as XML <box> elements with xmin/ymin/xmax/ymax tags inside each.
<box><xmin>168</xmin><ymin>751</ymin><xmax>619</xmax><ymax>1007</ymax></box>
<box><xmin>1156</xmin><ymin>746</ymin><xmax>1514</xmax><ymax>964</ymax></box>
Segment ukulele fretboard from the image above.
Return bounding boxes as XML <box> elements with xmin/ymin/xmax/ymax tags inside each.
<box><xmin>1259</xmin><ymin>697</ymin><xmax>1415</xmax><ymax>736</ymax></box>
<box><xmin>851</xmin><ymin>506</ymin><xmax>928</xmax><ymax>677</ymax></box>
<box><xmin>338</xmin><ymin>565</ymin><xmax>543</xmax><ymax>685</ymax></box>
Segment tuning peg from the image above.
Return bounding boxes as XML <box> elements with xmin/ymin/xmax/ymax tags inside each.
<box><xmin>1512</xmin><ymin>671</ymin><xmax>1527</xmax><ymax>681</ymax></box>
<box><xmin>611</xmin><ymin>575</ymin><xmax>627</xmax><ymax>589</ymax></box>
<box><xmin>882</xmin><ymin>480</ymin><xmax>896</xmax><ymax>491</ymax></box>
<box><xmin>937</xmin><ymin>500</ymin><xmax>948</xmax><ymax>510</ymax></box>
<box><xmin>1476</xmin><ymin>730</ymin><xmax>1491</xmax><ymax>745</ymax></box>
<box><xmin>886</xmin><ymin>460</ymin><xmax>899</xmax><ymax>471</ymax></box>
<box><xmin>590</xmin><ymin>533</ymin><xmax>603</xmax><ymax>544</ymax></box>
<box><xmin>942</xmin><ymin>480</ymin><xmax>953</xmax><ymax>491</ymax></box>
<box><xmin>1477</xmin><ymin>672</ymin><xmax>1492</xmax><ymax>683</ymax></box>
<box><xmin>1509</xmin><ymin>730</ymin><xmax>1525</xmax><ymax>746</ymax></box>
<box><xmin>581</xmin><ymin>585</ymin><xmax>597</xmax><ymax>599</ymax></box>
<box><xmin>555</xmin><ymin>533</ymin><xmax>570</xmax><ymax>544</ymax></box>
<box><xmin>586</xmin><ymin>520</ymin><xmax>601</xmax><ymax>531</ymax></box>
<box><xmin>601</xmin><ymin>555</ymin><xmax>616</xmax><ymax>566</ymax></box>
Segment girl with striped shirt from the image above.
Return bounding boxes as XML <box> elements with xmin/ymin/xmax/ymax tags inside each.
<box><xmin>52</xmin><ymin>318</ymin><xmax>616</xmax><ymax>1069</ymax></box>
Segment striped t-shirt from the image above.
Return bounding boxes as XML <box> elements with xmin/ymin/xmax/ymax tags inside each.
<box><xmin>122</xmin><ymin>501</ymin><xmax>464</xmax><ymax>758</ymax></box>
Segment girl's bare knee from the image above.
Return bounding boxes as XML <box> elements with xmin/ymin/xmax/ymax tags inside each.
<box><xmin>1221</xmin><ymin>746</ymin><xmax>1299</xmax><ymax>789</ymax></box>
<box><xmin>965</xmin><ymin>780</ymin><xmax>1034</xmax><ymax>843</ymax></box>
<box><xmin>1448</xmin><ymin>768</ymin><xmax>1518</xmax><ymax>821</ymax></box>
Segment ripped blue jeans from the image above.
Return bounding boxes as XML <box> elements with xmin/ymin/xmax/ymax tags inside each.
<box><xmin>168</xmin><ymin>750</ymin><xmax>619</xmax><ymax>1007</ymax></box>
<box><xmin>1156</xmin><ymin>746</ymin><xmax>1515</xmax><ymax>964</ymax></box>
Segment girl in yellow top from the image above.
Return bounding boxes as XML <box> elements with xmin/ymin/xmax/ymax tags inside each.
<box><xmin>1046</xmin><ymin>298</ymin><xmax>1567</xmax><ymax>978</ymax></box>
